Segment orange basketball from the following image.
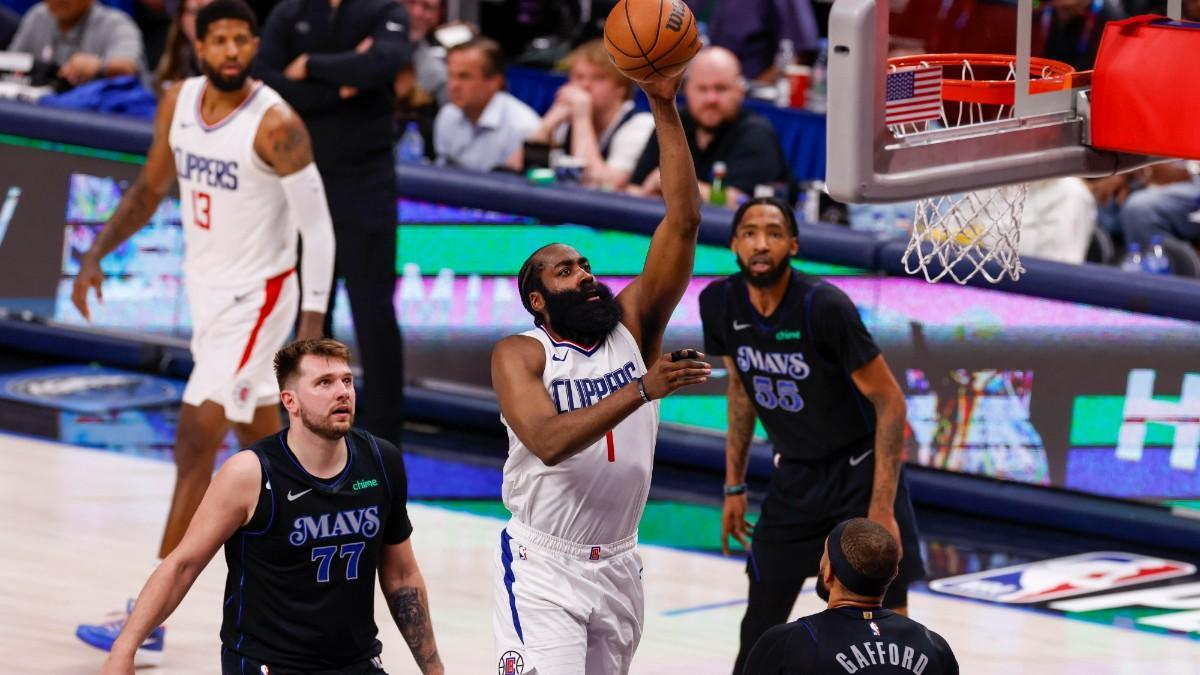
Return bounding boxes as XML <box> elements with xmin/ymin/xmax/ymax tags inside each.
<box><xmin>603</xmin><ymin>0</ymin><xmax>701</xmax><ymax>83</ymax></box>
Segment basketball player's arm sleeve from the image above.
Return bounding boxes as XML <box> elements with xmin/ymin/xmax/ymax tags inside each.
<box><xmin>812</xmin><ymin>286</ymin><xmax>880</xmax><ymax>373</ymax></box>
<box><xmin>378</xmin><ymin>439</ymin><xmax>414</xmax><ymax>543</ymax></box>
<box><xmin>280</xmin><ymin>163</ymin><xmax>336</xmax><ymax>313</ymax></box>
<box><xmin>306</xmin><ymin>2</ymin><xmax>411</xmax><ymax>89</ymax></box>
<box><xmin>253</xmin><ymin>1</ymin><xmax>342</xmax><ymax>114</ymax></box>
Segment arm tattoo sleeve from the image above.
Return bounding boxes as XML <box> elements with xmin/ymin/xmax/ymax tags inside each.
<box><xmin>385</xmin><ymin>586</ymin><xmax>440</xmax><ymax>672</ymax></box>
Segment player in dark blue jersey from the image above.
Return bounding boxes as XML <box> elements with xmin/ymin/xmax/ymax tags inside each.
<box><xmin>744</xmin><ymin>518</ymin><xmax>957</xmax><ymax>674</ymax></box>
<box><xmin>99</xmin><ymin>339</ymin><xmax>442</xmax><ymax>675</ymax></box>
<box><xmin>698</xmin><ymin>197</ymin><xmax>924</xmax><ymax>674</ymax></box>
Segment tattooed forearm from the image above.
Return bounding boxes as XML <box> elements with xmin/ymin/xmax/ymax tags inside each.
<box><xmin>725</xmin><ymin>363</ymin><xmax>757</xmax><ymax>483</ymax></box>
<box><xmin>385</xmin><ymin>586</ymin><xmax>442</xmax><ymax>674</ymax></box>
<box><xmin>91</xmin><ymin>179</ymin><xmax>161</xmax><ymax>258</ymax></box>
<box><xmin>868</xmin><ymin>392</ymin><xmax>905</xmax><ymax>511</ymax></box>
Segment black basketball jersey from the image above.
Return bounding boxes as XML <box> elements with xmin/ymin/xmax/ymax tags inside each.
<box><xmin>744</xmin><ymin>607</ymin><xmax>959</xmax><ymax>674</ymax></box>
<box><xmin>220</xmin><ymin>428</ymin><xmax>413</xmax><ymax>670</ymax></box>
<box><xmin>699</xmin><ymin>271</ymin><xmax>879</xmax><ymax>461</ymax></box>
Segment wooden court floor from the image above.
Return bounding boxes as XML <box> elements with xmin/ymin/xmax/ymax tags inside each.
<box><xmin>2</xmin><ymin>434</ymin><xmax>1197</xmax><ymax>674</ymax></box>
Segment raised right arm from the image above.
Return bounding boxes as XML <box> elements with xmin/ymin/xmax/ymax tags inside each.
<box><xmin>71</xmin><ymin>83</ymin><xmax>181</xmax><ymax>320</ymax></box>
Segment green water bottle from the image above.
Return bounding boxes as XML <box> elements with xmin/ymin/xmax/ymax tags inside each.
<box><xmin>710</xmin><ymin>161</ymin><xmax>728</xmax><ymax>207</ymax></box>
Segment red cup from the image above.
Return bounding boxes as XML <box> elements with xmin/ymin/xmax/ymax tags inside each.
<box><xmin>786</xmin><ymin>65</ymin><xmax>811</xmax><ymax>109</ymax></box>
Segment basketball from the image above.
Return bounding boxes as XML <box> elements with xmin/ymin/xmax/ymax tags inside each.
<box><xmin>603</xmin><ymin>0</ymin><xmax>701</xmax><ymax>83</ymax></box>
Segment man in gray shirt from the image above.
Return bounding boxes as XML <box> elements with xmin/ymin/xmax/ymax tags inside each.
<box><xmin>10</xmin><ymin>0</ymin><xmax>144</xmax><ymax>88</ymax></box>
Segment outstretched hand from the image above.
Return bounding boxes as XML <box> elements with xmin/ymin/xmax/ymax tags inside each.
<box><xmin>641</xmin><ymin>349</ymin><xmax>710</xmax><ymax>400</ymax></box>
<box><xmin>637</xmin><ymin>73</ymin><xmax>684</xmax><ymax>101</ymax></box>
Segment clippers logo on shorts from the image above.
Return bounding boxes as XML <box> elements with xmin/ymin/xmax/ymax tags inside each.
<box><xmin>288</xmin><ymin>507</ymin><xmax>382</xmax><ymax>546</ymax></box>
<box><xmin>174</xmin><ymin>149</ymin><xmax>239</xmax><ymax>190</ymax></box>
<box><xmin>549</xmin><ymin>362</ymin><xmax>637</xmax><ymax>412</ymax></box>
<box><xmin>498</xmin><ymin>650</ymin><xmax>524</xmax><ymax>675</ymax></box>
<box><xmin>929</xmin><ymin>552</ymin><xmax>1196</xmax><ymax>604</ymax></box>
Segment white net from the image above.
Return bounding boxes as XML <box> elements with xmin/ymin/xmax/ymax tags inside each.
<box><xmin>903</xmin><ymin>185</ymin><xmax>1027</xmax><ymax>284</ymax></box>
<box><xmin>888</xmin><ymin>57</ymin><xmax>1043</xmax><ymax>284</ymax></box>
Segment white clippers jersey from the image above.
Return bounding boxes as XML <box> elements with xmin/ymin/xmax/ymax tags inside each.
<box><xmin>169</xmin><ymin>77</ymin><xmax>294</xmax><ymax>289</ymax></box>
<box><xmin>501</xmin><ymin>323</ymin><xmax>660</xmax><ymax>545</ymax></box>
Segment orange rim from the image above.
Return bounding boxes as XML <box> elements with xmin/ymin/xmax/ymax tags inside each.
<box><xmin>888</xmin><ymin>53</ymin><xmax>1077</xmax><ymax>107</ymax></box>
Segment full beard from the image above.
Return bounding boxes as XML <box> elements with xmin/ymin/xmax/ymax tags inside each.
<box><xmin>542</xmin><ymin>281</ymin><xmax>623</xmax><ymax>346</ymax></box>
<box><xmin>816</xmin><ymin>573</ymin><xmax>831</xmax><ymax>602</ymax></box>
<box><xmin>201</xmin><ymin>60</ymin><xmax>251</xmax><ymax>92</ymax></box>
<box><xmin>737</xmin><ymin>255</ymin><xmax>791</xmax><ymax>288</ymax></box>
<box><xmin>299</xmin><ymin>404</ymin><xmax>353</xmax><ymax>441</ymax></box>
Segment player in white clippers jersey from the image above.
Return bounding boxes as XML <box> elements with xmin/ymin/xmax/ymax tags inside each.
<box><xmin>69</xmin><ymin>0</ymin><xmax>335</xmax><ymax>665</ymax></box>
<box><xmin>490</xmin><ymin>71</ymin><xmax>709</xmax><ymax>674</ymax></box>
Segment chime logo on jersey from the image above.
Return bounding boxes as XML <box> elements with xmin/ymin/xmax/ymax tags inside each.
<box><xmin>288</xmin><ymin>506</ymin><xmax>381</xmax><ymax>546</ymax></box>
<box><xmin>734</xmin><ymin>345</ymin><xmax>810</xmax><ymax>379</ymax></box>
<box><xmin>928</xmin><ymin>552</ymin><xmax>1196</xmax><ymax>604</ymax></box>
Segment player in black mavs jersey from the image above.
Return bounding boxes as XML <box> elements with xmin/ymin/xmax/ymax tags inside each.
<box><xmin>698</xmin><ymin>197</ymin><xmax>924</xmax><ymax>674</ymax></box>
<box><xmin>745</xmin><ymin>518</ymin><xmax>957</xmax><ymax>674</ymax></box>
<box><xmin>100</xmin><ymin>339</ymin><xmax>443</xmax><ymax>675</ymax></box>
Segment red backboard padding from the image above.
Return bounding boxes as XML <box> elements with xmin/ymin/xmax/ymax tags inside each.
<box><xmin>1091</xmin><ymin>15</ymin><xmax>1200</xmax><ymax>160</ymax></box>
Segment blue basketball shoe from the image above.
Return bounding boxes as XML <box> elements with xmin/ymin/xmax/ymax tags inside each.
<box><xmin>76</xmin><ymin>600</ymin><xmax>165</xmax><ymax>667</ymax></box>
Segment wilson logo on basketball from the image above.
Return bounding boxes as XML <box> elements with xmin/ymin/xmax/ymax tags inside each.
<box><xmin>665</xmin><ymin>0</ymin><xmax>685</xmax><ymax>31</ymax></box>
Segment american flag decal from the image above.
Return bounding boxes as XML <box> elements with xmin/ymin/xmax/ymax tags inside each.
<box><xmin>885</xmin><ymin>66</ymin><xmax>942</xmax><ymax>125</ymax></box>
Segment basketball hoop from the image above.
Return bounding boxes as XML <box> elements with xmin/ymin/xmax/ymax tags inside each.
<box><xmin>888</xmin><ymin>54</ymin><xmax>1076</xmax><ymax>284</ymax></box>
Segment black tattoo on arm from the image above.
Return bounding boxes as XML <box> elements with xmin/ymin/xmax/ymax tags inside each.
<box><xmin>385</xmin><ymin>586</ymin><xmax>442</xmax><ymax>673</ymax></box>
<box><xmin>92</xmin><ymin>179</ymin><xmax>164</xmax><ymax>258</ymax></box>
<box><xmin>868</xmin><ymin>391</ymin><xmax>904</xmax><ymax>511</ymax></box>
<box><xmin>725</xmin><ymin>360</ymin><xmax>757</xmax><ymax>483</ymax></box>
<box><xmin>260</xmin><ymin>109</ymin><xmax>315</xmax><ymax>175</ymax></box>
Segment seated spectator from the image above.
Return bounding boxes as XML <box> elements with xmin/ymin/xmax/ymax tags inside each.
<box><xmin>528</xmin><ymin>39</ymin><xmax>654</xmax><ymax>191</ymax></box>
<box><xmin>401</xmin><ymin>0</ymin><xmax>448</xmax><ymax>105</ymax></box>
<box><xmin>1020</xmin><ymin>177</ymin><xmax>1097</xmax><ymax>264</ymax></box>
<box><xmin>9</xmin><ymin>0</ymin><xmax>145</xmax><ymax>89</ymax></box>
<box><xmin>1</xmin><ymin>4</ymin><xmax>18</xmax><ymax>48</ymax></box>
<box><xmin>629</xmin><ymin>46</ymin><xmax>794</xmax><ymax>206</ymax></box>
<box><xmin>434</xmin><ymin>36</ymin><xmax>539</xmax><ymax>172</ymax></box>
<box><xmin>151</xmin><ymin>0</ymin><xmax>209</xmax><ymax>93</ymax></box>
<box><xmin>1119</xmin><ymin>162</ymin><xmax>1200</xmax><ymax>246</ymax></box>
<box><xmin>685</xmin><ymin>0</ymin><xmax>819</xmax><ymax>83</ymax></box>
<box><xmin>1038</xmin><ymin>0</ymin><xmax>1124</xmax><ymax>71</ymax></box>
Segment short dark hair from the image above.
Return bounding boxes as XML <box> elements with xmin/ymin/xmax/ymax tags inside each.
<box><xmin>448</xmin><ymin>37</ymin><xmax>505</xmax><ymax>78</ymax></box>
<box><xmin>517</xmin><ymin>243</ymin><xmax>559</xmax><ymax>325</ymax></box>
<box><xmin>196</xmin><ymin>0</ymin><xmax>259</xmax><ymax>41</ymax></box>
<box><xmin>839</xmin><ymin>518</ymin><xmax>901</xmax><ymax>583</ymax></box>
<box><xmin>274</xmin><ymin>338</ymin><xmax>352</xmax><ymax>389</ymax></box>
<box><xmin>730</xmin><ymin>196</ymin><xmax>799</xmax><ymax>239</ymax></box>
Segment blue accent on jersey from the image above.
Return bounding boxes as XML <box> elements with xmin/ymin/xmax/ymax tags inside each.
<box><xmin>500</xmin><ymin>529</ymin><xmax>525</xmax><ymax>643</ymax></box>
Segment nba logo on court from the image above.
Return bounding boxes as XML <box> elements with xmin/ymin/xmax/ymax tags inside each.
<box><xmin>590</xmin><ymin>546</ymin><xmax>601</xmax><ymax>561</ymax></box>
<box><xmin>498</xmin><ymin>650</ymin><xmax>524</xmax><ymax>675</ymax></box>
<box><xmin>929</xmin><ymin>552</ymin><xmax>1196</xmax><ymax>604</ymax></box>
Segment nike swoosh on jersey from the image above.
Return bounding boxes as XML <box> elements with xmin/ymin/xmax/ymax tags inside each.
<box><xmin>551</xmin><ymin>351</ymin><xmax>568</xmax><ymax>362</ymax></box>
<box><xmin>385</xmin><ymin>20</ymin><xmax>405</xmax><ymax>31</ymax></box>
<box><xmin>287</xmin><ymin>488</ymin><xmax>313</xmax><ymax>501</ymax></box>
<box><xmin>733</xmin><ymin>321</ymin><xmax>752</xmax><ymax>331</ymax></box>
<box><xmin>848</xmin><ymin>449</ymin><xmax>874</xmax><ymax>466</ymax></box>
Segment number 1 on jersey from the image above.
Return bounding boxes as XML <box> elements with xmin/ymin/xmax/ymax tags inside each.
<box><xmin>192</xmin><ymin>190</ymin><xmax>211</xmax><ymax>229</ymax></box>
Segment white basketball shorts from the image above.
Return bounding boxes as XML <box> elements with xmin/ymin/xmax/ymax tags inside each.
<box><xmin>182</xmin><ymin>269</ymin><xmax>297</xmax><ymax>424</ymax></box>
<box><xmin>494</xmin><ymin>518</ymin><xmax>644</xmax><ymax>675</ymax></box>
